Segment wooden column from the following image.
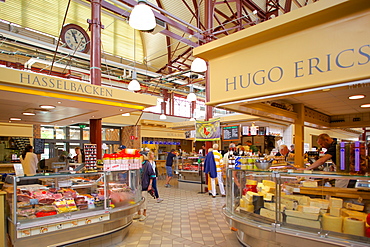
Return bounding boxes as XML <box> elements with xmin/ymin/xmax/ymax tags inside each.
<box><xmin>293</xmin><ymin>104</ymin><xmax>304</xmax><ymax>167</ymax></box>
<box><xmin>90</xmin><ymin>119</ymin><xmax>102</xmax><ymax>160</ymax></box>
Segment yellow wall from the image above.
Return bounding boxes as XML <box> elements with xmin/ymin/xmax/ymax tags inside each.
<box><xmin>194</xmin><ymin>0</ymin><xmax>370</xmax><ymax>106</ymax></box>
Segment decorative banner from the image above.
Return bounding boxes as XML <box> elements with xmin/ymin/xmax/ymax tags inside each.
<box><xmin>195</xmin><ymin>118</ymin><xmax>221</xmax><ymax>141</ymax></box>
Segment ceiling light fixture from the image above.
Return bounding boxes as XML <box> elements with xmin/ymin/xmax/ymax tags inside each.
<box><xmin>128</xmin><ymin>71</ymin><xmax>141</xmax><ymax>91</ymax></box>
<box><xmin>129</xmin><ymin>0</ymin><xmax>156</xmax><ymax>31</ymax></box>
<box><xmin>191</xmin><ymin>58</ymin><xmax>207</xmax><ymax>72</ymax></box>
<box><xmin>349</xmin><ymin>95</ymin><xmax>365</xmax><ymax>100</ymax></box>
<box><xmin>10</xmin><ymin>117</ymin><xmax>21</xmax><ymax>121</ymax></box>
<box><xmin>187</xmin><ymin>85</ymin><xmax>197</xmax><ymax>102</ymax></box>
<box><xmin>39</xmin><ymin>105</ymin><xmax>55</xmax><ymax>109</ymax></box>
<box><xmin>22</xmin><ymin>112</ymin><xmax>36</xmax><ymax>116</ymax></box>
<box><xmin>360</xmin><ymin>103</ymin><xmax>370</xmax><ymax>108</ymax></box>
<box><xmin>122</xmin><ymin>113</ymin><xmax>130</xmax><ymax>116</ymax></box>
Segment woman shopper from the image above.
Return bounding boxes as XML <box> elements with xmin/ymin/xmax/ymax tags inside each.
<box><xmin>135</xmin><ymin>154</ymin><xmax>156</xmax><ymax>221</ymax></box>
<box><xmin>147</xmin><ymin>151</ymin><xmax>163</xmax><ymax>203</ymax></box>
<box><xmin>20</xmin><ymin>145</ymin><xmax>38</xmax><ymax>176</ymax></box>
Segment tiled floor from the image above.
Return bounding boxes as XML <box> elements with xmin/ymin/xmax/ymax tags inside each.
<box><xmin>112</xmin><ymin>178</ymin><xmax>242</xmax><ymax>247</ymax></box>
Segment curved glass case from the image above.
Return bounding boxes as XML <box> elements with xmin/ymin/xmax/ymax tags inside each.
<box><xmin>225</xmin><ymin>169</ymin><xmax>370</xmax><ymax>246</ymax></box>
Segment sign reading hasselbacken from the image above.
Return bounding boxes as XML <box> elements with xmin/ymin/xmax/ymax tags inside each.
<box><xmin>195</xmin><ymin>119</ymin><xmax>221</xmax><ymax>141</ymax></box>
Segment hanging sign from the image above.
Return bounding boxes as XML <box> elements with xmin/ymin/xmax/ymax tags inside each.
<box><xmin>195</xmin><ymin>118</ymin><xmax>221</xmax><ymax>141</ymax></box>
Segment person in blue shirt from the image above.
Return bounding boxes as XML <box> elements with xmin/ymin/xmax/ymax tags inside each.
<box><xmin>165</xmin><ymin>149</ymin><xmax>177</xmax><ymax>187</ymax></box>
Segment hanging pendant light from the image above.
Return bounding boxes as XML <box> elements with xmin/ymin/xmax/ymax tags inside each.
<box><xmin>128</xmin><ymin>71</ymin><xmax>141</xmax><ymax>91</ymax></box>
<box><xmin>191</xmin><ymin>58</ymin><xmax>207</xmax><ymax>72</ymax></box>
<box><xmin>129</xmin><ymin>0</ymin><xmax>156</xmax><ymax>31</ymax></box>
<box><xmin>187</xmin><ymin>85</ymin><xmax>197</xmax><ymax>102</ymax></box>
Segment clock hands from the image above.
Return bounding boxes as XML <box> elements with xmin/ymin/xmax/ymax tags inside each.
<box><xmin>71</xmin><ymin>31</ymin><xmax>78</xmax><ymax>44</ymax></box>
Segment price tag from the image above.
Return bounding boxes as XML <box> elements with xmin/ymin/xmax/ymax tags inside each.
<box><xmin>13</xmin><ymin>163</ymin><xmax>24</xmax><ymax>177</ymax></box>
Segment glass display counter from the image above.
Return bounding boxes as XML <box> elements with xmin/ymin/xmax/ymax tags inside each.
<box><xmin>4</xmin><ymin>170</ymin><xmax>143</xmax><ymax>247</ymax></box>
<box><xmin>224</xmin><ymin>169</ymin><xmax>370</xmax><ymax>247</ymax></box>
<box><xmin>176</xmin><ymin>157</ymin><xmax>205</xmax><ymax>191</ymax></box>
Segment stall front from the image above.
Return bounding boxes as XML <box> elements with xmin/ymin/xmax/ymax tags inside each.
<box><xmin>194</xmin><ymin>0</ymin><xmax>370</xmax><ymax>246</ymax></box>
<box><xmin>0</xmin><ymin>66</ymin><xmax>158</xmax><ymax>246</ymax></box>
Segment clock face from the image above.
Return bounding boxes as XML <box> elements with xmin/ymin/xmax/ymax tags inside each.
<box><xmin>61</xmin><ymin>24</ymin><xmax>90</xmax><ymax>53</ymax></box>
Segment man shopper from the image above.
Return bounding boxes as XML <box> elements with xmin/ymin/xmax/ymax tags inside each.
<box><xmin>165</xmin><ymin>149</ymin><xmax>177</xmax><ymax>187</ymax></box>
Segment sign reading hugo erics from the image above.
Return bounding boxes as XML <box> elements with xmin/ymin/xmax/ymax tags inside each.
<box><xmin>225</xmin><ymin>44</ymin><xmax>370</xmax><ymax>92</ymax></box>
<box><xmin>19</xmin><ymin>73</ymin><xmax>113</xmax><ymax>97</ymax></box>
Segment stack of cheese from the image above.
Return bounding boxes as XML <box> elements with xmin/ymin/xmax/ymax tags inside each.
<box><xmin>322</xmin><ymin>197</ymin><xmax>367</xmax><ymax>236</ymax></box>
<box><xmin>240</xmin><ymin>180</ymin><xmax>276</xmax><ymax>215</ymax></box>
<box><xmin>284</xmin><ymin>196</ymin><xmax>324</xmax><ymax>228</ymax></box>
<box><xmin>322</xmin><ymin>197</ymin><xmax>344</xmax><ymax>233</ymax></box>
<box><xmin>239</xmin><ymin>191</ymin><xmax>258</xmax><ymax>212</ymax></box>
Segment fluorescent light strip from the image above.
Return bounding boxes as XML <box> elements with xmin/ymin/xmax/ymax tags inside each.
<box><xmin>216</xmin><ymin>79</ymin><xmax>370</xmax><ymax>107</ymax></box>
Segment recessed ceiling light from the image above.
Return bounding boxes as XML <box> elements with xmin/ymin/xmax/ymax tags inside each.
<box><xmin>120</xmin><ymin>109</ymin><xmax>123</xmax><ymax>111</ymax></box>
<box><xmin>91</xmin><ymin>116</ymin><xmax>95</xmax><ymax>118</ymax></box>
<box><xmin>360</xmin><ymin>103</ymin><xmax>370</xmax><ymax>108</ymax></box>
<box><xmin>10</xmin><ymin>117</ymin><xmax>21</xmax><ymax>121</ymax></box>
<box><xmin>122</xmin><ymin>113</ymin><xmax>130</xmax><ymax>116</ymax></box>
<box><xmin>349</xmin><ymin>95</ymin><xmax>365</xmax><ymax>100</ymax></box>
<box><xmin>71</xmin><ymin>120</ymin><xmax>74</xmax><ymax>122</ymax></box>
<box><xmin>57</xmin><ymin>101</ymin><xmax>62</xmax><ymax>104</ymax></box>
<box><xmin>40</xmin><ymin>105</ymin><xmax>56</xmax><ymax>109</ymax></box>
<box><xmin>23</xmin><ymin>112</ymin><xmax>36</xmax><ymax>116</ymax></box>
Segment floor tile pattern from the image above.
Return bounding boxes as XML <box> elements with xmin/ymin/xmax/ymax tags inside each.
<box><xmin>113</xmin><ymin>178</ymin><xmax>242</xmax><ymax>247</ymax></box>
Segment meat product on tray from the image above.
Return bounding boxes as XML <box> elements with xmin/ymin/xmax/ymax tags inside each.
<box><xmin>17</xmin><ymin>194</ymin><xmax>33</xmax><ymax>203</ymax></box>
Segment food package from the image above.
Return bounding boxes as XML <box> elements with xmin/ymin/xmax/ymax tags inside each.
<box><xmin>349</xmin><ymin>141</ymin><xmax>368</xmax><ymax>175</ymax></box>
<box><xmin>53</xmin><ymin>199</ymin><xmax>69</xmax><ymax>214</ymax></box>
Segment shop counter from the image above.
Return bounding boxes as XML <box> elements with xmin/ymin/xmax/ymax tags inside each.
<box><xmin>4</xmin><ymin>170</ymin><xmax>142</xmax><ymax>247</ymax></box>
<box><xmin>224</xmin><ymin>169</ymin><xmax>370</xmax><ymax>247</ymax></box>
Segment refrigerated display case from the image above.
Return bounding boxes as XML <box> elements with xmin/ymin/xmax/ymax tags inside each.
<box><xmin>4</xmin><ymin>170</ymin><xmax>142</xmax><ymax>247</ymax></box>
<box><xmin>177</xmin><ymin>157</ymin><xmax>205</xmax><ymax>191</ymax></box>
<box><xmin>224</xmin><ymin>168</ymin><xmax>370</xmax><ymax>247</ymax></box>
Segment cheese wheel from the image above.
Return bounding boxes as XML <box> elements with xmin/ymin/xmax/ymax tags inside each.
<box><xmin>343</xmin><ymin>217</ymin><xmax>365</xmax><ymax>236</ymax></box>
<box><xmin>322</xmin><ymin>213</ymin><xmax>343</xmax><ymax>233</ymax></box>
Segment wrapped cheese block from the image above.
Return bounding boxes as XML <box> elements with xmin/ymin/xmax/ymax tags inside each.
<box><xmin>343</xmin><ymin>217</ymin><xmax>365</xmax><ymax>236</ymax></box>
<box><xmin>281</xmin><ymin>198</ymin><xmax>298</xmax><ymax>210</ymax></box>
<box><xmin>344</xmin><ymin>202</ymin><xmax>364</xmax><ymax>211</ymax></box>
<box><xmin>282</xmin><ymin>195</ymin><xmax>310</xmax><ymax>206</ymax></box>
<box><xmin>329</xmin><ymin>197</ymin><xmax>343</xmax><ymax>208</ymax></box>
<box><xmin>297</xmin><ymin>205</ymin><xmax>321</xmax><ymax>214</ymax></box>
<box><xmin>260</xmin><ymin>208</ymin><xmax>275</xmax><ymax>220</ymax></box>
<box><xmin>285</xmin><ymin>210</ymin><xmax>320</xmax><ymax>220</ymax></box>
<box><xmin>329</xmin><ymin>207</ymin><xmax>342</xmax><ymax>217</ymax></box>
<box><xmin>309</xmin><ymin>198</ymin><xmax>329</xmax><ymax>209</ymax></box>
<box><xmin>286</xmin><ymin>216</ymin><xmax>320</xmax><ymax>229</ymax></box>
<box><xmin>322</xmin><ymin>213</ymin><xmax>343</xmax><ymax>232</ymax></box>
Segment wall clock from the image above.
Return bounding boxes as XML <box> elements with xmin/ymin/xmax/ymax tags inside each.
<box><xmin>61</xmin><ymin>24</ymin><xmax>90</xmax><ymax>53</ymax></box>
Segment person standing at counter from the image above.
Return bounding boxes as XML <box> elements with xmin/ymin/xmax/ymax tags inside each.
<box><xmin>276</xmin><ymin>145</ymin><xmax>292</xmax><ymax>160</ymax></box>
<box><xmin>165</xmin><ymin>149</ymin><xmax>177</xmax><ymax>187</ymax></box>
<box><xmin>20</xmin><ymin>145</ymin><xmax>38</xmax><ymax>176</ymax></box>
<box><xmin>304</xmin><ymin>134</ymin><xmax>337</xmax><ymax>170</ymax></box>
<box><xmin>73</xmin><ymin>147</ymin><xmax>85</xmax><ymax>163</ymax></box>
